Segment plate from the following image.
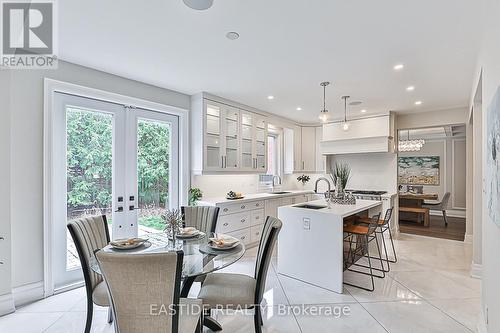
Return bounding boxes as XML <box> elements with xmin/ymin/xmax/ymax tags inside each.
<box><xmin>208</xmin><ymin>235</ymin><xmax>240</xmax><ymax>250</ymax></box>
<box><xmin>109</xmin><ymin>238</ymin><xmax>148</xmax><ymax>250</ymax></box>
<box><xmin>177</xmin><ymin>231</ymin><xmax>205</xmax><ymax>239</ymax></box>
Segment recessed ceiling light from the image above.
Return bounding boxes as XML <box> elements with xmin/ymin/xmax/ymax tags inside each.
<box><xmin>406</xmin><ymin>86</ymin><xmax>415</xmax><ymax>91</ymax></box>
<box><xmin>415</xmin><ymin>101</ymin><xmax>422</xmax><ymax>105</ymax></box>
<box><xmin>296</xmin><ymin>107</ymin><xmax>302</xmax><ymax>111</ymax></box>
<box><xmin>267</xmin><ymin>95</ymin><xmax>274</xmax><ymax>100</ymax></box>
<box><xmin>394</xmin><ymin>64</ymin><xmax>404</xmax><ymax>71</ymax></box>
<box><xmin>225</xmin><ymin>31</ymin><xmax>240</xmax><ymax>40</ymax></box>
<box><xmin>183</xmin><ymin>0</ymin><xmax>213</xmax><ymax>10</ymax></box>
<box><xmin>361</xmin><ymin>109</ymin><xmax>367</xmax><ymax>113</ymax></box>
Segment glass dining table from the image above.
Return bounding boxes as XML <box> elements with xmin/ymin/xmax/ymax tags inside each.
<box><xmin>89</xmin><ymin>232</ymin><xmax>246</xmax><ymax>331</ymax></box>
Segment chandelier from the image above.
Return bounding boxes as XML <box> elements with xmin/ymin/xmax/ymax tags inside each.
<box><xmin>398</xmin><ymin>130</ymin><xmax>425</xmax><ymax>152</ymax></box>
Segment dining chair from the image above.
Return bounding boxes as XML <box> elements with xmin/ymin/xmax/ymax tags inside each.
<box><xmin>197</xmin><ymin>216</ymin><xmax>282</xmax><ymax>333</ymax></box>
<box><xmin>343</xmin><ymin>213</ymin><xmax>384</xmax><ymax>292</ymax></box>
<box><xmin>67</xmin><ymin>215</ymin><xmax>113</xmax><ymax>333</ymax></box>
<box><xmin>95</xmin><ymin>250</ymin><xmax>202</xmax><ymax>333</ymax></box>
<box><xmin>181</xmin><ymin>206</ymin><xmax>220</xmax><ymax>234</ymax></box>
<box><xmin>355</xmin><ymin>208</ymin><xmax>397</xmax><ymax>269</ymax></box>
<box><xmin>422</xmin><ymin>192</ymin><xmax>451</xmax><ymax>226</ymax></box>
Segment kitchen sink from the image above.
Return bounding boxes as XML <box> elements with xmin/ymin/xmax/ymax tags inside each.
<box><xmin>268</xmin><ymin>191</ymin><xmax>292</xmax><ymax>194</ymax></box>
<box><xmin>293</xmin><ymin>204</ymin><xmax>327</xmax><ymax>210</ymax></box>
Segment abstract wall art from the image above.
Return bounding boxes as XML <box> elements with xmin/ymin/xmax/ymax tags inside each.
<box><xmin>487</xmin><ymin>86</ymin><xmax>500</xmax><ymax>228</ymax></box>
<box><xmin>398</xmin><ymin>156</ymin><xmax>440</xmax><ymax>185</ymax></box>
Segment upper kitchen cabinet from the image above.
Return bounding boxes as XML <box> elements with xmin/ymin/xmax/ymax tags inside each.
<box><xmin>284</xmin><ymin>126</ymin><xmax>325</xmax><ymax>174</ymax></box>
<box><xmin>191</xmin><ymin>94</ymin><xmax>268</xmax><ymax>174</ymax></box>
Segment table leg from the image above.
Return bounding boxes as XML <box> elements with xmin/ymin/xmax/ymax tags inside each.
<box><xmin>180</xmin><ymin>276</ymin><xmax>196</xmax><ymax>298</ymax></box>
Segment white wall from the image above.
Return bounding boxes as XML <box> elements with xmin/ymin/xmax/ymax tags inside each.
<box><xmin>7</xmin><ymin>61</ymin><xmax>190</xmax><ymax>292</ymax></box>
<box><xmin>476</xmin><ymin>0</ymin><xmax>500</xmax><ymax>330</ymax></box>
<box><xmin>0</xmin><ymin>69</ymin><xmax>13</xmax><ymax>309</ymax></box>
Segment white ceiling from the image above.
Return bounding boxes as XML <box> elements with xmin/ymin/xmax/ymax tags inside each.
<box><xmin>58</xmin><ymin>0</ymin><xmax>481</xmax><ymax>124</ymax></box>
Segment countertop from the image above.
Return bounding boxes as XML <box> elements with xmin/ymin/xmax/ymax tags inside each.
<box><xmin>198</xmin><ymin>190</ymin><xmax>316</xmax><ymax>205</ymax></box>
<box><xmin>279</xmin><ymin>199</ymin><xmax>382</xmax><ymax>218</ymax></box>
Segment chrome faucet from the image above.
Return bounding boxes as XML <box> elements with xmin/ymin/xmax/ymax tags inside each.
<box><xmin>314</xmin><ymin>177</ymin><xmax>331</xmax><ymax>196</ymax></box>
<box><xmin>272</xmin><ymin>175</ymin><xmax>282</xmax><ymax>190</ymax></box>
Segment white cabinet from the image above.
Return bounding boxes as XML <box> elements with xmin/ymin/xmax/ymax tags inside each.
<box><xmin>265</xmin><ymin>198</ymin><xmax>281</xmax><ymax>218</ymax></box>
<box><xmin>301</xmin><ymin>127</ymin><xmax>316</xmax><ymax>172</ymax></box>
<box><xmin>315</xmin><ymin>126</ymin><xmax>326</xmax><ymax>172</ymax></box>
<box><xmin>191</xmin><ymin>94</ymin><xmax>268</xmax><ymax>174</ymax></box>
<box><xmin>293</xmin><ymin>126</ymin><xmax>302</xmax><ymax>172</ymax></box>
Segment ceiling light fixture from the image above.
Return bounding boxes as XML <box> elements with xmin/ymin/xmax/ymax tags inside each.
<box><xmin>296</xmin><ymin>107</ymin><xmax>302</xmax><ymax>111</ymax></box>
<box><xmin>226</xmin><ymin>31</ymin><xmax>240</xmax><ymax>40</ymax></box>
<box><xmin>341</xmin><ymin>95</ymin><xmax>350</xmax><ymax>131</ymax></box>
<box><xmin>406</xmin><ymin>86</ymin><xmax>415</xmax><ymax>91</ymax></box>
<box><xmin>183</xmin><ymin>0</ymin><xmax>214</xmax><ymax>10</ymax></box>
<box><xmin>398</xmin><ymin>130</ymin><xmax>425</xmax><ymax>152</ymax></box>
<box><xmin>415</xmin><ymin>100</ymin><xmax>422</xmax><ymax>105</ymax></box>
<box><xmin>394</xmin><ymin>64</ymin><xmax>404</xmax><ymax>70</ymax></box>
<box><xmin>267</xmin><ymin>95</ymin><xmax>275</xmax><ymax>100</ymax></box>
<box><xmin>318</xmin><ymin>81</ymin><xmax>330</xmax><ymax>123</ymax></box>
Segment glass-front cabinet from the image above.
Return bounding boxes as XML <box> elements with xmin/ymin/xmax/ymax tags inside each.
<box><xmin>198</xmin><ymin>97</ymin><xmax>267</xmax><ymax>173</ymax></box>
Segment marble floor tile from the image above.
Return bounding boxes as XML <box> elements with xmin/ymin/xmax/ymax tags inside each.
<box><xmin>0</xmin><ymin>312</ymin><xmax>65</xmax><ymax>333</ymax></box>
<box><xmin>278</xmin><ymin>274</ymin><xmax>357</xmax><ymax>305</ymax></box>
<box><xmin>43</xmin><ymin>310</ymin><xmax>114</xmax><ymax>333</ymax></box>
<box><xmin>294</xmin><ymin>303</ymin><xmax>387</xmax><ymax>333</ymax></box>
<box><xmin>18</xmin><ymin>288</ymin><xmax>86</xmax><ymax>313</ymax></box>
<box><xmin>361</xmin><ymin>300</ymin><xmax>472</xmax><ymax>333</ymax></box>
<box><xmin>427</xmin><ymin>298</ymin><xmax>481</xmax><ymax>331</ymax></box>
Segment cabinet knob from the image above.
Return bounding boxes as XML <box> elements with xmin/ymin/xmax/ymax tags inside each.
<box><xmin>255</xmin><ymin>216</ymin><xmax>260</xmax><ymax>220</ymax></box>
<box><xmin>241</xmin><ymin>205</ymin><xmax>246</xmax><ymax>209</ymax></box>
<box><xmin>223</xmin><ymin>208</ymin><xmax>228</xmax><ymax>212</ymax></box>
<box><xmin>255</xmin><ymin>203</ymin><xmax>260</xmax><ymax>207</ymax></box>
<box><xmin>223</xmin><ymin>223</ymin><xmax>229</xmax><ymax>226</ymax></box>
<box><xmin>241</xmin><ymin>236</ymin><xmax>246</xmax><ymax>240</ymax></box>
<box><xmin>241</xmin><ymin>219</ymin><xmax>246</xmax><ymax>223</ymax></box>
<box><xmin>0</xmin><ymin>236</ymin><xmax>4</xmax><ymax>240</ymax></box>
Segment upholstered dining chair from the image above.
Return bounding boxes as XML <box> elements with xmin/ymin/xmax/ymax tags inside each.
<box><xmin>181</xmin><ymin>206</ymin><xmax>220</xmax><ymax>234</ymax></box>
<box><xmin>422</xmin><ymin>192</ymin><xmax>451</xmax><ymax>226</ymax></box>
<box><xmin>95</xmin><ymin>250</ymin><xmax>202</xmax><ymax>333</ymax></box>
<box><xmin>67</xmin><ymin>215</ymin><xmax>113</xmax><ymax>333</ymax></box>
<box><xmin>197</xmin><ymin>216</ymin><xmax>282</xmax><ymax>333</ymax></box>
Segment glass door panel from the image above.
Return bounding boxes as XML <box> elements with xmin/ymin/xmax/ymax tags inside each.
<box><xmin>53</xmin><ymin>92</ymin><xmax>125</xmax><ymax>290</ymax></box>
<box><xmin>205</xmin><ymin>103</ymin><xmax>222</xmax><ymax>169</ymax></box>
<box><xmin>241</xmin><ymin>112</ymin><xmax>254</xmax><ymax>169</ymax></box>
<box><xmin>223</xmin><ymin>106</ymin><xmax>240</xmax><ymax>169</ymax></box>
<box><xmin>255</xmin><ymin>118</ymin><xmax>267</xmax><ymax>171</ymax></box>
<box><xmin>136</xmin><ymin>119</ymin><xmax>172</xmax><ymax>234</ymax></box>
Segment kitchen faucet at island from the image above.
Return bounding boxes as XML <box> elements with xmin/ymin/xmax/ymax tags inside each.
<box><xmin>314</xmin><ymin>177</ymin><xmax>332</xmax><ymax>196</ymax></box>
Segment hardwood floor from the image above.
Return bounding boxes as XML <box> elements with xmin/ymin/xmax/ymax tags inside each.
<box><xmin>399</xmin><ymin>214</ymin><xmax>466</xmax><ymax>241</ymax></box>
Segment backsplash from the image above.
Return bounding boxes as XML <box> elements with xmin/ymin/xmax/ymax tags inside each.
<box><xmin>191</xmin><ymin>173</ymin><xmax>329</xmax><ymax>199</ymax></box>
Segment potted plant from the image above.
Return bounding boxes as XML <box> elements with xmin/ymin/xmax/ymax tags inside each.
<box><xmin>329</xmin><ymin>162</ymin><xmax>351</xmax><ymax>196</ymax></box>
<box><xmin>188</xmin><ymin>187</ymin><xmax>203</xmax><ymax>206</ymax></box>
<box><xmin>297</xmin><ymin>174</ymin><xmax>310</xmax><ymax>186</ymax></box>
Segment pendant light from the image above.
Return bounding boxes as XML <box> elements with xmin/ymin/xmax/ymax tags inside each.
<box><xmin>398</xmin><ymin>130</ymin><xmax>426</xmax><ymax>152</ymax></box>
<box><xmin>341</xmin><ymin>96</ymin><xmax>350</xmax><ymax>131</ymax></box>
<box><xmin>319</xmin><ymin>81</ymin><xmax>330</xmax><ymax>123</ymax></box>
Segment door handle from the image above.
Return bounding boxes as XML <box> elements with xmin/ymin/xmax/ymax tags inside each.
<box><xmin>115</xmin><ymin>207</ymin><xmax>124</xmax><ymax>212</ymax></box>
<box><xmin>221</xmin><ymin>156</ymin><xmax>224</xmax><ymax>168</ymax></box>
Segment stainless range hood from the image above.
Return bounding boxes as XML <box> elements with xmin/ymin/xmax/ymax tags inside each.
<box><xmin>320</xmin><ymin>114</ymin><xmax>396</xmax><ymax>155</ymax></box>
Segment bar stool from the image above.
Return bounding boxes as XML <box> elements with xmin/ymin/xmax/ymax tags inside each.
<box><xmin>356</xmin><ymin>208</ymin><xmax>397</xmax><ymax>270</ymax></box>
<box><xmin>343</xmin><ymin>213</ymin><xmax>384</xmax><ymax>292</ymax></box>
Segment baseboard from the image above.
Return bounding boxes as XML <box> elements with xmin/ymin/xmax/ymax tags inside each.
<box><xmin>477</xmin><ymin>307</ymin><xmax>488</xmax><ymax>333</ymax></box>
<box><xmin>464</xmin><ymin>234</ymin><xmax>473</xmax><ymax>244</ymax></box>
<box><xmin>12</xmin><ymin>281</ymin><xmax>44</xmax><ymax>307</ymax></box>
<box><xmin>470</xmin><ymin>262</ymin><xmax>483</xmax><ymax>279</ymax></box>
<box><xmin>0</xmin><ymin>293</ymin><xmax>15</xmax><ymax>316</ymax></box>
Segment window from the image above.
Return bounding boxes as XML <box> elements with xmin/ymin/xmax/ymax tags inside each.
<box><xmin>267</xmin><ymin>134</ymin><xmax>279</xmax><ymax>176</ymax></box>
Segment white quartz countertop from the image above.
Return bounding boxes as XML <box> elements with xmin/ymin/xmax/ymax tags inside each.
<box><xmin>198</xmin><ymin>190</ymin><xmax>315</xmax><ymax>205</ymax></box>
<box><xmin>279</xmin><ymin>199</ymin><xmax>382</xmax><ymax>218</ymax></box>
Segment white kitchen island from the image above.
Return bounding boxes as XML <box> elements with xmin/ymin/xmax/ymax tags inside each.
<box><xmin>277</xmin><ymin>199</ymin><xmax>382</xmax><ymax>293</ymax></box>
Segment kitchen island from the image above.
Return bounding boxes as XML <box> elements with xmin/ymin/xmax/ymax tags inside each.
<box><xmin>277</xmin><ymin>199</ymin><xmax>382</xmax><ymax>293</ymax></box>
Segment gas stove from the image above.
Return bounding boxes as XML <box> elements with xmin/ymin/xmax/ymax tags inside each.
<box><xmin>347</xmin><ymin>190</ymin><xmax>388</xmax><ymax>200</ymax></box>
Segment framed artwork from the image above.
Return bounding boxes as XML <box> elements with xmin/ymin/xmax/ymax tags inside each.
<box><xmin>487</xmin><ymin>87</ymin><xmax>500</xmax><ymax>227</ymax></box>
<box><xmin>398</xmin><ymin>156</ymin><xmax>440</xmax><ymax>185</ymax></box>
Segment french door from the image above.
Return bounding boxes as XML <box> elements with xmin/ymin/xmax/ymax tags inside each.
<box><xmin>52</xmin><ymin>92</ymin><xmax>179</xmax><ymax>289</ymax></box>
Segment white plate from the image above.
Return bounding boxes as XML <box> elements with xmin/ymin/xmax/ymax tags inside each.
<box><xmin>177</xmin><ymin>231</ymin><xmax>205</xmax><ymax>239</ymax></box>
<box><xmin>110</xmin><ymin>238</ymin><xmax>148</xmax><ymax>250</ymax></box>
<box><xmin>208</xmin><ymin>235</ymin><xmax>240</xmax><ymax>250</ymax></box>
